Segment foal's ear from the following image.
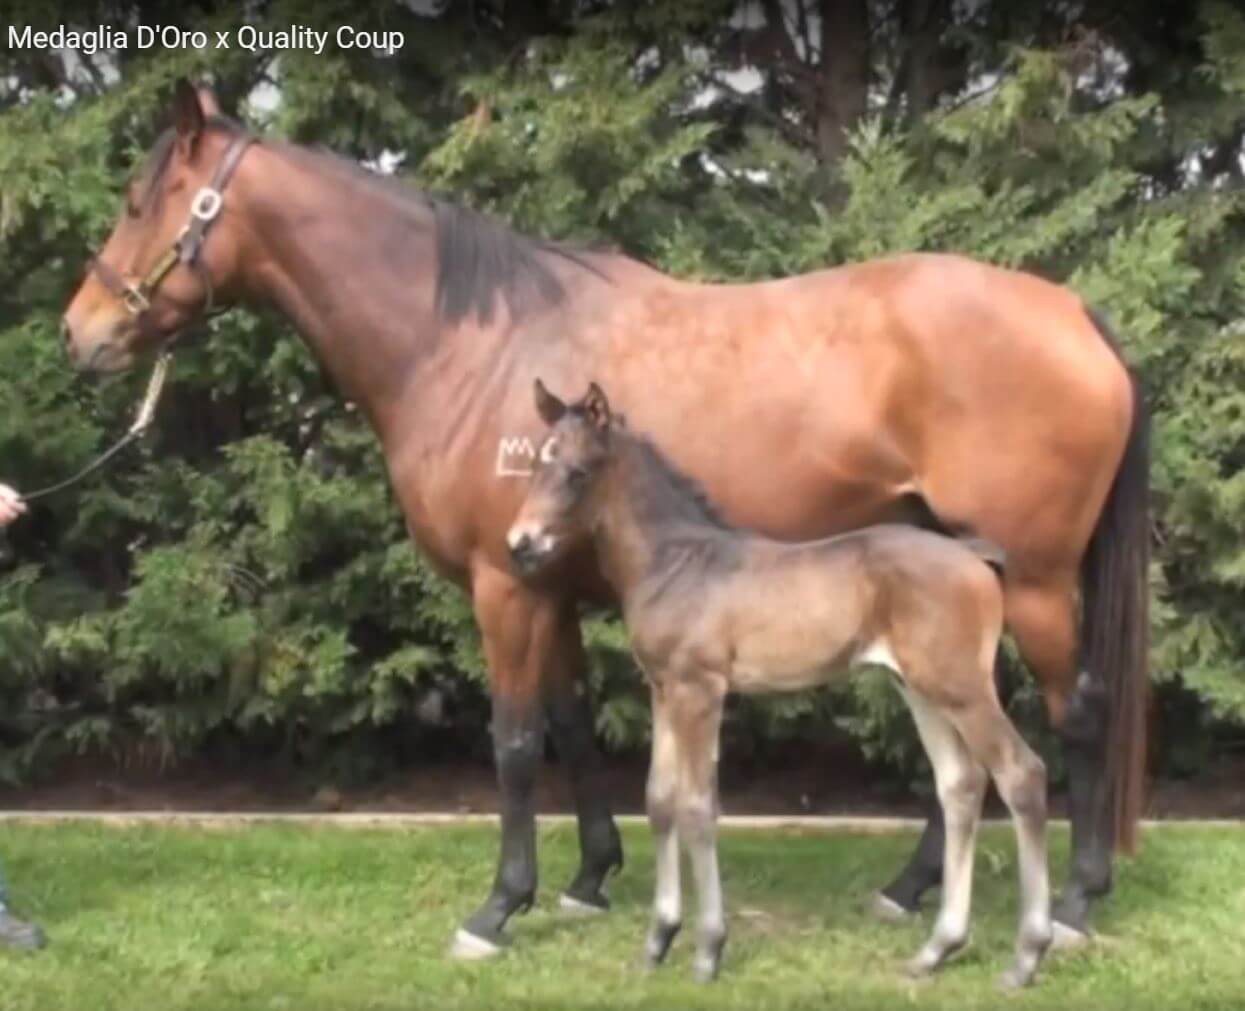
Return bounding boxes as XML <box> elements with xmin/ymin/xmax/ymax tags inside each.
<box><xmin>171</xmin><ymin>78</ymin><xmax>206</xmax><ymax>158</ymax></box>
<box><xmin>582</xmin><ymin>382</ymin><xmax>612</xmax><ymax>432</ymax></box>
<box><xmin>534</xmin><ymin>378</ymin><xmax>567</xmax><ymax>425</ymax></box>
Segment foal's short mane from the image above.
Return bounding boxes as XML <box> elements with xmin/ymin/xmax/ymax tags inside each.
<box><xmin>139</xmin><ymin>116</ymin><xmax>606</xmax><ymax>326</ymax></box>
<box><xmin>609</xmin><ymin>424</ymin><xmax>734</xmax><ymax>532</ymax></box>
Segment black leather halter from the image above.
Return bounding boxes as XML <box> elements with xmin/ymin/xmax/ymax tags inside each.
<box><xmin>22</xmin><ymin>134</ymin><xmax>254</xmax><ymax>504</ymax></box>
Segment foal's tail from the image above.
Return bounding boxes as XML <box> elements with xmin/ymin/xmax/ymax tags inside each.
<box><xmin>1082</xmin><ymin>305</ymin><xmax>1151</xmax><ymax>856</ymax></box>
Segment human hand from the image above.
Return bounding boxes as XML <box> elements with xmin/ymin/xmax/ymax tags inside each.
<box><xmin>0</xmin><ymin>484</ymin><xmax>27</xmax><ymax>527</ymax></box>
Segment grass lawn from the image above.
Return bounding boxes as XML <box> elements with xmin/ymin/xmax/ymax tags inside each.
<box><xmin>0</xmin><ymin>820</ymin><xmax>1242</xmax><ymax>1010</ymax></box>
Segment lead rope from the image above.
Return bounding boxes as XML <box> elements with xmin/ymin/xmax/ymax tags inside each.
<box><xmin>21</xmin><ymin>352</ymin><xmax>174</xmax><ymax>503</ymax></box>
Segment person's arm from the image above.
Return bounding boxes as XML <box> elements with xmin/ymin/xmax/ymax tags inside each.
<box><xmin>0</xmin><ymin>484</ymin><xmax>26</xmax><ymax>527</ymax></box>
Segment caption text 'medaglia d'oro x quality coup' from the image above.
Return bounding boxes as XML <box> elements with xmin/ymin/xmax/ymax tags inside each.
<box><xmin>7</xmin><ymin>25</ymin><xmax>405</xmax><ymax>56</ymax></box>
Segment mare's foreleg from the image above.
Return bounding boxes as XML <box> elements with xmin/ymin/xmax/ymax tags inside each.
<box><xmin>452</xmin><ymin>564</ymin><xmax>554</xmax><ymax>958</ymax></box>
<box><xmin>543</xmin><ymin>605</ymin><xmax>624</xmax><ymax>913</ymax></box>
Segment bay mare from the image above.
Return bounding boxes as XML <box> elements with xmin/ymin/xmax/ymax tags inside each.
<box><xmin>61</xmin><ymin>81</ymin><xmax>1148</xmax><ymax>955</ymax></box>
<box><xmin>508</xmin><ymin>381</ymin><xmax>1053</xmax><ymax>987</ymax></box>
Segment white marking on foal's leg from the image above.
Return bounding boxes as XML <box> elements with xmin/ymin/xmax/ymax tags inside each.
<box><xmin>857</xmin><ymin>638</ymin><xmax>902</xmax><ymax>673</ymax></box>
<box><xmin>645</xmin><ymin>688</ymin><xmax>683</xmax><ymax>969</ymax></box>
<box><xmin>685</xmin><ymin>815</ymin><xmax>726</xmax><ymax>983</ymax></box>
<box><xmin>899</xmin><ymin>688</ymin><xmax>985</xmax><ymax>979</ymax></box>
<box><xmin>993</xmin><ymin>739</ymin><xmax>1053</xmax><ymax>989</ymax></box>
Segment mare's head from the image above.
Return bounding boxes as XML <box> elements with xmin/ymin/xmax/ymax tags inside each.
<box><xmin>62</xmin><ymin>79</ymin><xmax>252</xmax><ymax>373</ymax></box>
<box><xmin>507</xmin><ymin>380</ymin><xmax>617</xmax><ymax>577</ymax></box>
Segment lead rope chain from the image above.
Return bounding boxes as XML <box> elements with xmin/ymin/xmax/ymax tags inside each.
<box><xmin>21</xmin><ymin>352</ymin><xmax>173</xmax><ymax>503</ymax></box>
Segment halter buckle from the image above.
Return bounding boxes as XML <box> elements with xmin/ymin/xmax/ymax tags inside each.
<box><xmin>123</xmin><ymin>285</ymin><xmax>151</xmax><ymax>315</ymax></box>
<box><xmin>190</xmin><ymin>187</ymin><xmax>223</xmax><ymax>222</ymax></box>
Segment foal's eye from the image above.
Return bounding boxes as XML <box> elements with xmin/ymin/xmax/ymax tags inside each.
<box><xmin>567</xmin><ymin>466</ymin><xmax>589</xmax><ymax>488</ymax></box>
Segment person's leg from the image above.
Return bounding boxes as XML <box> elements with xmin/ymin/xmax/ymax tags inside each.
<box><xmin>0</xmin><ymin>860</ymin><xmax>46</xmax><ymax>951</ymax></box>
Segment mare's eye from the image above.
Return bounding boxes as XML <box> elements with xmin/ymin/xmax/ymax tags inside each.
<box><xmin>567</xmin><ymin>465</ymin><xmax>589</xmax><ymax>488</ymax></box>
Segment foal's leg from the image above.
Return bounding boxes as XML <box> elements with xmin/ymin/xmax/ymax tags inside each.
<box><xmin>875</xmin><ymin>656</ymin><xmax>1019</xmax><ymax>919</ymax></box>
<box><xmin>643</xmin><ymin>682</ymin><xmax>683</xmax><ymax>968</ymax></box>
<box><xmin>949</xmin><ymin>699</ymin><xmax>1053</xmax><ymax>989</ymax></box>
<box><xmin>899</xmin><ymin>687</ymin><xmax>989</xmax><ymax>978</ymax></box>
<box><xmin>544</xmin><ymin>605</ymin><xmax>624</xmax><ymax>914</ymax></box>
<box><xmin>453</xmin><ymin>563</ymin><xmax>556</xmax><ymax>958</ymax></box>
<box><xmin>670</xmin><ymin>678</ymin><xmax>728</xmax><ymax>982</ymax></box>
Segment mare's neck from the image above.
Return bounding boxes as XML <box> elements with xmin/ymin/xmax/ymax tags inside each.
<box><xmin>229</xmin><ymin>141</ymin><xmax>454</xmax><ymax>439</ymax></box>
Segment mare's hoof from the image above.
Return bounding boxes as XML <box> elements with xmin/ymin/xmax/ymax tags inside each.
<box><xmin>1049</xmin><ymin>921</ymin><xmax>1092</xmax><ymax>952</ymax></box>
<box><xmin>448</xmin><ymin>927</ymin><xmax>505</xmax><ymax>961</ymax></box>
<box><xmin>692</xmin><ymin>955</ymin><xmax>721</xmax><ymax>983</ymax></box>
<box><xmin>868</xmin><ymin>891</ymin><xmax>917</xmax><ymax>923</ymax></box>
<box><xmin>559</xmin><ymin>891</ymin><xmax>608</xmax><ymax>916</ymax></box>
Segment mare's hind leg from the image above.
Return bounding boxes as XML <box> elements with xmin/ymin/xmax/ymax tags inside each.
<box><xmin>544</xmin><ymin>604</ymin><xmax>624</xmax><ymax>914</ymax></box>
<box><xmin>643</xmin><ymin>683</ymin><xmax>683</xmax><ymax>969</ymax></box>
<box><xmin>948</xmin><ymin>698</ymin><xmax>1053</xmax><ymax>989</ymax></box>
<box><xmin>1006</xmin><ymin>577</ymin><xmax>1112</xmax><ymax>945</ymax></box>
<box><xmin>898</xmin><ymin>687</ymin><xmax>988</xmax><ymax>978</ymax></box>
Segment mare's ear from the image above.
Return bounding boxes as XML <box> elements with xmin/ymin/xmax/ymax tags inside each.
<box><xmin>582</xmin><ymin>382</ymin><xmax>612</xmax><ymax>432</ymax></box>
<box><xmin>196</xmin><ymin>85</ymin><xmax>222</xmax><ymax>118</ymax></box>
<box><xmin>171</xmin><ymin>78</ymin><xmax>205</xmax><ymax>159</ymax></box>
<box><xmin>534</xmin><ymin>378</ymin><xmax>567</xmax><ymax>425</ymax></box>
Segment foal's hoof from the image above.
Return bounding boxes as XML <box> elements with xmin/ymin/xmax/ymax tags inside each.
<box><xmin>868</xmin><ymin>891</ymin><xmax>917</xmax><ymax>924</ymax></box>
<box><xmin>559</xmin><ymin>891</ymin><xmax>609</xmax><ymax>916</ymax></box>
<box><xmin>998</xmin><ymin>964</ymin><xmax>1036</xmax><ymax>991</ymax></box>
<box><xmin>643</xmin><ymin>919</ymin><xmax>681</xmax><ymax>971</ymax></box>
<box><xmin>691</xmin><ymin>931</ymin><xmax>726</xmax><ymax>983</ymax></box>
<box><xmin>448</xmin><ymin>927</ymin><xmax>505</xmax><ymax>961</ymax></box>
<box><xmin>1049</xmin><ymin>921</ymin><xmax>1092</xmax><ymax>952</ymax></box>
<box><xmin>692</xmin><ymin>954</ymin><xmax>721</xmax><ymax>984</ymax></box>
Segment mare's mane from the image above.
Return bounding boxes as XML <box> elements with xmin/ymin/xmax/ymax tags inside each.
<box><xmin>138</xmin><ymin>116</ymin><xmax>607</xmax><ymax>325</ymax></box>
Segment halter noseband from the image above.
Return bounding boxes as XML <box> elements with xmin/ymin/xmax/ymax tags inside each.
<box><xmin>90</xmin><ymin>131</ymin><xmax>254</xmax><ymax>321</ymax></box>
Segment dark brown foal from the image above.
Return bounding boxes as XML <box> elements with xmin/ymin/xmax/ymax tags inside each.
<box><xmin>508</xmin><ymin>382</ymin><xmax>1053</xmax><ymax>988</ymax></box>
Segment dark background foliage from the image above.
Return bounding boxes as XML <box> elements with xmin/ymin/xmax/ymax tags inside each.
<box><xmin>3</xmin><ymin>0</ymin><xmax>1244</xmax><ymax>797</ymax></box>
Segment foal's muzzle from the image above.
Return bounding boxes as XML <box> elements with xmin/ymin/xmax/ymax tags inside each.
<box><xmin>508</xmin><ymin>533</ymin><xmax>539</xmax><ymax>575</ymax></box>
<box><xmin>507</xmin><ymin>529</ymin><xmax>554</xmax><ymax>577</ymax></box>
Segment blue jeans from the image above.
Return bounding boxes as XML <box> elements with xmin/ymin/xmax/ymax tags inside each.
<box><xmin>0</xmin><ymin>859</ymin><xmax>7</xmax><ymax>909</ymax></box>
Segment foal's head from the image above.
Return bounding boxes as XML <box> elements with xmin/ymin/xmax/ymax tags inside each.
<box><xmin>507</xmin><ymin>380</ymin><xmax>617</xmax><ymax>576</ymax></box>
<box><xmin>62</xmin><ymin>79</ymin><xmax>250</xmax><ymax>373</ymax></box>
